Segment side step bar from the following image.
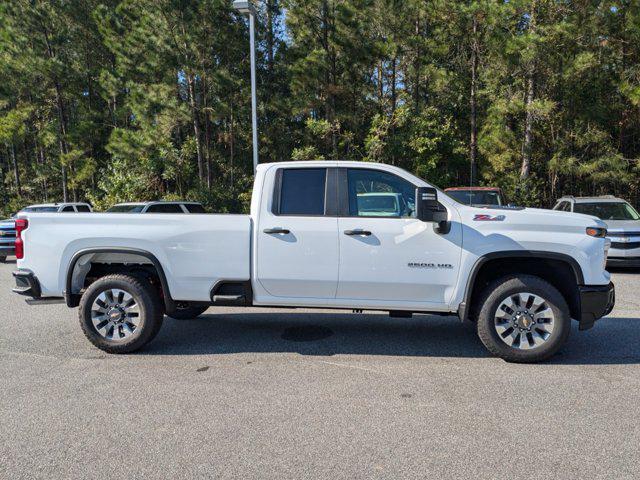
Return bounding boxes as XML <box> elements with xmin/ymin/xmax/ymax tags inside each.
<box><xmin>26</xmin><ymin>297</ymin><xmax>65</xmax><ymax>305</ymax></box>
<box><xmin>211</xmin><ymin>294</ymin><xmax>246</xmax><ymax>306</ymax></box>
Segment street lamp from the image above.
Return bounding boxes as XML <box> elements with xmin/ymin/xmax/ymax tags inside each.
<box><xmin>233</xmin><ymin>0</ymin><xmax>259</xmax><ymax>175</ymax></box>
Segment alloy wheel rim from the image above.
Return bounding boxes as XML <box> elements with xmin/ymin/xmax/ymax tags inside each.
<box><xmin>91</xmin><ymin>289</ymin><xmax>140</xmax><ymax>342</ymax></box>
<box><xmin>494</xmin><ymin>292</ymin><xmax>555</xmax><ymax>350</ymax></box>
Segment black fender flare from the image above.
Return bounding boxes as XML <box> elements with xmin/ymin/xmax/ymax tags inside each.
<box><xmin>458</xmin><ymin>250</ymin><xmax>585</xmax><ymax>321</ymax></box>
<box><xmin>65</xmin><ymin>247</ymin><xmax>175</xmax><ymax>311</ymax></box>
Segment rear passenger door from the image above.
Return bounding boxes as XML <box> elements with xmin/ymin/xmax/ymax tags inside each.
<box><xmin>255</xmin><ymin>167</ymin><xmax>339</xmax><ymax>299</ymax></box>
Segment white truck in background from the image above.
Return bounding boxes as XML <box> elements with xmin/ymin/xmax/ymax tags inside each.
<box><xmin>12</xmin><ymin>161</ymin><xmax>614</xmax><ymax>362</ymax></box>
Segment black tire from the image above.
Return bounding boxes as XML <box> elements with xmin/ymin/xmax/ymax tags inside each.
<box><xmin>79</xmin><ymin>274</ymin><xmax>164</xmax><ymax>354</ymax></box>
<box><xmin>166</xmin><ymin>305</ymin><xmax>208</xmax><ymax>320</ymax></box>
<box><xmin>476</xmin><ymin>274</ymin><xmax>571</xmax><ymax>363</ymax></box>
<box><xmin>0</xmin><ymin>255</ymin><xmax>6</xmax><ymax>263</ymax></box>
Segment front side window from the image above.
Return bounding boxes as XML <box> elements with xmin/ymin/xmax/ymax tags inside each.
<box><xmin>347</xmin><ymin>169</ymin><xmax>416</xmax><ymax>218</ymax></box>
<box><xmin>574</xmin><ymin>202</ymin><xmax>640</xmax><ymax>220</ymax></box>
<box><xmin>76</xmin><ymin>205</ymin><xmax>91</xmax><ymax>212</ymax></box>
<box><xmin>278</xmin><ymin>168</ymin><xmax>326</xmax><ymax>215</ymax></box>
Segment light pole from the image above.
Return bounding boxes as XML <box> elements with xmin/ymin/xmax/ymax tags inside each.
<box><xmin>233</xmin><ymin>0</ymin><xmax>259</xmax><ymax>175</ymax></box>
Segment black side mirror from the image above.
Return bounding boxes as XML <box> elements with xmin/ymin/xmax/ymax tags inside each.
<box><xmin>415</xmin><ymin>187</ymin><xmax>450</xmax><ymax>234</ymax></box>
<box><xmin>416</xmin><ymin>187</ymin><xmax>439</xmax><ymax>222</ymax></box>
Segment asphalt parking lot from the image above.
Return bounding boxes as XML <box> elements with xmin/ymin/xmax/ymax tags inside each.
<box><xmin>1</xmin><ymin>259</ymin><xmax>639</xmax><ymax>480</ymax></box>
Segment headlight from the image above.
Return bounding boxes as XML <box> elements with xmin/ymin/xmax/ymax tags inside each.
<box><xmin>586</xmin><ymin>227</ymin><xmax>607</xmax><ymax>238</ymax></box>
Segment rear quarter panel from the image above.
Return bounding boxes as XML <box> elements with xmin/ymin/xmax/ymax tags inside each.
<box><xmin>18</xmin><ymin>213</ymin><xmax>251</xmax><ymax>301</ymax></box>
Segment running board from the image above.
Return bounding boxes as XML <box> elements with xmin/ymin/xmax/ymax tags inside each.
<box><xmin>25</xmin><ymin>297</ymin><xmax>65</xmax><ymax>305</ymax></box>
<box><xmin>211</xmin><ymin>294</ymin><xmax>246</xmax><ymax>306</ymax></box>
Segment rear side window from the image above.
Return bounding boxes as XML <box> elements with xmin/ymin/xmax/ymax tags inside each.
<box><xmin>277</xmin><ymin>168</ymin><xmax>326</xmax><ymax>215</ymax></box>
<box><xmin>146</xmin><ymin>204</ymin><xmax>184</xmax><ymax>213</ymax></box>
<box><xmin>76</xmin><ymin>205</ymin><xmax>91</xmax><ymax>212</ymax></box>
<box><xmin>61</xmin><ymin>205</ymin><xmax>75</xmax><ymax>212</ymax></box>
<box><xmin>185</xmin><ymin>204</ymin><xmax>206</xmax><ymax>213</ymax></box>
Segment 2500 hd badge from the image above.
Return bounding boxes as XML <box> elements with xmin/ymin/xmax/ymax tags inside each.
<box><xmin>408</xmin><ymin>262</ymin><xmax>454</xmax><ymax>269</ymax></box>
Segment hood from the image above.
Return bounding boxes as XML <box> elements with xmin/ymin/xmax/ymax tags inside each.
<box><xmin>455</xmin><ymin>204</ymin><xmax>607</xmax><ymax>232</ymax></box>
<box><xmin>602</xmin><ymin>219</ymin><xmax>640</xmax><ymax>233</ymax></box>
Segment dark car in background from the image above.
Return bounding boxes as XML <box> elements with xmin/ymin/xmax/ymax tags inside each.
<box><xmin>444</xmin><ymin>187</ymin><xmax>507</xmax><ymax>207</ymax></box>
<box><xmin>0</xmin><ymin>219</ymin><xmax>16</xmax><ymax>262</ymax></box>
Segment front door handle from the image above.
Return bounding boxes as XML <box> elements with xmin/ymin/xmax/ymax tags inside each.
<box><xmin>263</xmin><ymin>228</ymin><xmax>291</xmax><ymax>234</ymax></box>
<box><xmin>344</xmin><ymin>229</ymin><xmax>372</xmax><ymax>236</ymax></box>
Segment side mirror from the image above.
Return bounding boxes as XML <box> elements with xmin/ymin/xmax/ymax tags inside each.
<box><xmin>416</xmin><ymin>187</ymin><xmax>450</xmax><ymax>234</ymax></box>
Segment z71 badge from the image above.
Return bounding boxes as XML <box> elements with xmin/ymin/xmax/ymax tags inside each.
<box><xmin>473</xmin><ymin>214</ymin><xmax>505</xmax><ymax>222</ymax></box>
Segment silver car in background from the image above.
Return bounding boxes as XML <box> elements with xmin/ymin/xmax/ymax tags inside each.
<box><xmin>553</xmin><ymin>195</ymin><xmax>640</xmax><ymax>267</ymax></box>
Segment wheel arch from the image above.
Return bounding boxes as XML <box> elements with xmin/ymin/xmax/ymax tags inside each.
<box><xmin>460</xmin><ymin>251</ymin><xmax>584</xmax><ymax>322</ymax></box>
<box><xmin>65</xmin><ymin>247</ymin><xmax>175</xmax><ymax>311</ymax></box>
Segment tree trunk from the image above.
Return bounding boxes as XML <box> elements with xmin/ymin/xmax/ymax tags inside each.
<box><xmin>38</xmin><ymin>145</ymin><xmax>48</xmax><ymax>202</ymax></box>
<box><xmin>10</xmin><ymin>142</ymin><xmax>21</xmax><ymax>197</ymax></box>
<box><xmin>520</xmin><ymin>2</ymin><xmax>537</xmax><ymax>180</ymax></box>
<box><xmin>469</xmin><ymin>14</ymin><xmax>479</xmax><ymax>186</ymax></box>
<box><xmin>203</xmin><ymin>75</ymin><xmax>213</xmax><ymax>189</ymax></box>
<box><xmin>521</xmin><ymin>71</ymin><xmax>535</xmax><ymax>179</ymax></box>
<box><xmin>413</xmin><ymin>16</ymin><xmax>421</xmax><ymax>109</ymax></box>
<box><xmin>321</xmin><ymin>0</ymin><xmax>337</xmax><ymax>155</ymax></box>
<box><xmin>41</xmin><ymin>24</ymin><xmax>69</xmax><ymax>201</ymax></box>
<box><xmin>229</xmin><ymin>103</ymin><xmax>235</xmax><ymax>192</ymax></box>
<box><xmin>266</xmin><ymin>0</ymin><xmax>276</xmax><ymax>71</ymax></box>
<box><xmin>187</xmin><ymin>72</ymin><xmax>205</xmax><ymax>182</ymax></box>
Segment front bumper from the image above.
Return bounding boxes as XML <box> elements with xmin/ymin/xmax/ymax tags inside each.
<box><xmin>607</xmin><ymin>257</ymin><xmax>640</xmax><ymax>268</ymax></box>
<box><xmin>578</xmin><ymin>282</ymin><xmax>615</xmax><ymax>331</ymax></box>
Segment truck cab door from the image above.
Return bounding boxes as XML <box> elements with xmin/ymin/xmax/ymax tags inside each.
<box><xmin>336</xmin><ymin>168</ymin><xmax>462</xmax><ymax>309</ymax></box>
<box><xmin>254</xmin><ymin>167</ymin><xmax>339</xmax><ymax>300</ymax></box>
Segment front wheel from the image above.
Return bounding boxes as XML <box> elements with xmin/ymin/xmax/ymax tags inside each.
<box><xmin>0</xmin><ymin>255</ymin><xmax>6</xmax><ymax>263</ymax></box>
<box><xmin>476</xmin><ymin>275</ymin><xmax>571</xmax><ymax>363</ymax></box>
<box><xmin>79</xmin><ymin>274</ymin><xmax>164</xmax><ymax>354</ymax></box>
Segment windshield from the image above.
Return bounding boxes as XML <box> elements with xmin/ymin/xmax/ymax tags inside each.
<box><xmin>574</xmin><ymin>202</ymin><xmax>640</xmax><ymax>221</ymax></box>
<box><xmin>21</xmin><ymin>206</ymin><xmax>59</xmax><ymax>213</ymax></box>
<box><xmin>106</xmin><ymin>204</ymin><xmax>145</xmax><ymax>213</ymax></box>
<box><xmin>446</xmin><ymin>190</ymin><xmax>503</xmax><ymax>206</ymax></box>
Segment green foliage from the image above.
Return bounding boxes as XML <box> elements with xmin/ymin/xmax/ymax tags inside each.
<box><xmin>1</xmin><ymin>0</ymin><xmax>639</xmax><ymax>213</ymax></box>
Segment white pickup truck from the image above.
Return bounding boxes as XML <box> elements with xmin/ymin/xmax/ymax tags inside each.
<box><xmin>12</xmin><ymin>161</ymin><xmax>614</xmax><ymax>362</ymax></box>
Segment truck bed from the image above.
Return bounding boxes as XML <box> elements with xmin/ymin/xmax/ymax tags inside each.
<box><xmin>19</xmin><ymin>213</ymin><xmax>251</xmax><ymax>301</ymax></box>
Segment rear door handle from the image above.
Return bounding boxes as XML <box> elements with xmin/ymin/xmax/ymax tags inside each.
<box><xmin>263</xmin><ymin>228</ymin><xmax>290</xmax><ymax>234</ymax></box>
<box><xmin>344</xmin><ymin>229</ymin><xmax>372</xmax><ymax>236</ymax></box>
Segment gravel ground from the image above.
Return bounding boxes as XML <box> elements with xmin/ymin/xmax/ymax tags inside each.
<box><xmin>1</xmin><ymin>259</ymin><xmax>639</xmax><ymax>479</ymax></box>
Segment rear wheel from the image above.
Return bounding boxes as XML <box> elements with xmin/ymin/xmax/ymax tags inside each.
<box><xmin>79</xmin><ymin>274</ymin><xmax>163</xmax><ymax>353</ymax></box>
<box><xmin>476</xmin><ymin>275</ymin><xmax>571</xmax><ymax>363</ymax></box>
<box><xmin>0</xmin><ymin>255</ymin><xmax>6</xmax><ymax>263</ymax></box>
<box><xmin>166</xmin><ymin>304</ymin><xmax>208</xmax><ymax>320</ymax></box>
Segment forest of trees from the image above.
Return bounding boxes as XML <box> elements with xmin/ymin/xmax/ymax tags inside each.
<box><xmin>1</xmin><ymin>0</ymin><xmax>639</xmax><ymax>215</ymax></box>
